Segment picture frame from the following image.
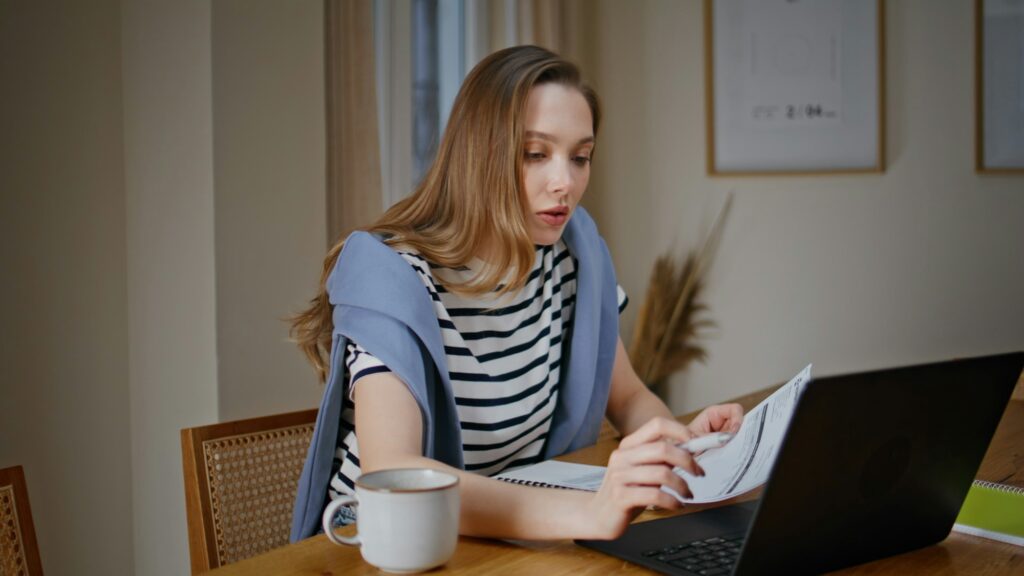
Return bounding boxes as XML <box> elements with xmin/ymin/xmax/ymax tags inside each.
<box><xmin>976</xmin><ymin>0</ymin><xmax>1024</xmax><ymax>173</ymax></box>
<box><xmin>705</xmin><ymin>0</ymin><xmax>885</xmax><ymax>175</ymax></box>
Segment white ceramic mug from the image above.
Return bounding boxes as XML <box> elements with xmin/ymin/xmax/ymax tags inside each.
<box><xmin>321</xmin><ymin>468</ymin><xmax>460</xmax><ymax>573</ymax></box>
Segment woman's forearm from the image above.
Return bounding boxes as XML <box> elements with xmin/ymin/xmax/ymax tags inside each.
<box><xmin>605</xmin><ymin>338</ymin><xmax>677</xmax><ymax>436</ymax></box>
<box><xmin>610</xmin><ymin>383</ymin><xmax>675</xmax><ymax>436</ymax></box>
<box><xmin>364</xmin><ymin>455</ymin><xmax>609</xmax><ymax>540</ymax></box>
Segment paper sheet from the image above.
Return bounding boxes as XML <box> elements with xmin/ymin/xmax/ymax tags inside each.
<box><xmin>494</xmin><ymin>460</ymin><xmax>605</xmax><ymax>491</ymax></box>
<box><xmin>665</xmin><ymin>364</ymin><xmax>813</xmax><ymax>504</ymax></box>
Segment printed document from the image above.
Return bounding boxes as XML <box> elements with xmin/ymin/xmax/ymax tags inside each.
<box><xmin>665</xmin><ymin>364</ymin><xmax>813</xmax><ymax>504</ymax></box>
<box><xmin>492</xmin><ymin>364</ymin><xmax>813</xmax><ymax>503</ymax></box>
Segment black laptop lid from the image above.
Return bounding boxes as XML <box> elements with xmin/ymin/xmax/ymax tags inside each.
<box><xmin>733</xmin><ymin>352</ymin><xmax>1023</xmax><ymax>576</ymax></box>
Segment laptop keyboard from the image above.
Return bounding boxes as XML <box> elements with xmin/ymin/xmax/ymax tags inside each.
<box><xmin>640</xmin><ymin>535</ymin><xmax>745</xmax><ymax>576</ymax></box>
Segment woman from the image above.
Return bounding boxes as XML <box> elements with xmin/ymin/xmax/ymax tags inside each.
<box><xmin>290</xmin><ymin>45</ymin><xmax>742</xmax><ymax>542</ymax></box>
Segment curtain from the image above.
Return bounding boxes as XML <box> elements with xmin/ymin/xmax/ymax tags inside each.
<box><xmin>324</xmin><ymin>0</ymin><xmax>383</xmax><ymax>245</ymax></box>
<box><xmin>483</xmin><ymin>0</ymin><xmax>583</xmax><ymax>61</ymax></box>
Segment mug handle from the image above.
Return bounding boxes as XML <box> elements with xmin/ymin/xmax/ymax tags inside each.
<box><xmin>322</xmin><ymin>496</ymin><xmax>360</xmax><ymax>546</ymax></box>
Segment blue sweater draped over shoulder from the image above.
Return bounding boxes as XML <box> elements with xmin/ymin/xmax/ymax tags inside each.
<box><xmin>291</xmin><ymin>207</ymin><xmax>620</xmax><ymax>541</ymax></box>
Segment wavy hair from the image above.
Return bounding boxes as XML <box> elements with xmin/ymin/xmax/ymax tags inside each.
<box><xmin>292</xmin><ymin>45</ymin><xmax>601</xmax><ymax>382</ymax></box>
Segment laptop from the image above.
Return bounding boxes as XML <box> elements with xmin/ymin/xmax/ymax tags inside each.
<box><xmin>577</xmin><ymin>352</ymin><xmax>1024</xmax><ymax>576</ymax></box>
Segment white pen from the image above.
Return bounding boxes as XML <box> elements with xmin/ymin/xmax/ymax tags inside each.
<box><xmin>677</xmin><ymin>431</ymin><xmax>734</xmax><ymax>453</ymax></box>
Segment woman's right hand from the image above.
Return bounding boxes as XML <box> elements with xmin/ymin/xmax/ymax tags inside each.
<box><xmin>582</xmin><ymin>416</ymin><xmax>705</xmax><ymax>539</ymax></box>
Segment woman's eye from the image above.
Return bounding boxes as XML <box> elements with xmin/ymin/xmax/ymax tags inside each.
<box><xmin>525</xmin><ymin>151</ymin><xmax>546</xmax><ymax>161</ymax></box>
<box><xmin>573</xmin><ymin>156</ymin><xmax>592</xmax><ymax>166</ymax></box>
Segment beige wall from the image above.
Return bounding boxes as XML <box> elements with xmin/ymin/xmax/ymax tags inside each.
<box><xmin>585</xmin><ymin>0</ymin><xmax>1024</xmax><ymax>414</ymax></box>
<box><xmin>0</xmin><ymin>1</ymin><xmax>133</xmax><ymax>574</ymax></box>
<box><xmin>212</xmin><ymin>0</ymin><xmax>326</xmax><ymax>422</ymax></box>
<box><xmin>122</xmin><ymin>1</ymin><xmax>220</xmax><ymax>574</ymax></box>
<box><xmin>1</xmin><ymin>1</ymin><xmax>326</xmax><ymax>574</ymax></box>
<box><xmin>124</xmin><ymin>1</ymin><xmax>325</xmax><ymax>574</ymax></box>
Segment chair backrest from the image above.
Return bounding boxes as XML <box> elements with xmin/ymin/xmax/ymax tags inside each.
<box><xmin>181</xmin><ymin>408</ymin><xmax>317</xmax><ymax>573</ymax></box>
<box><xmin>0</xmin><ymin>465</ymin><xmax>44</xmax><ymax>576</ymax></box>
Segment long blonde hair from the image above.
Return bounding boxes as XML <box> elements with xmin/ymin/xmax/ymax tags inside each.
<box><xmin>292</xmin><ymin>45</ymin><xmax>601</xmax><ymax>382</ymax></box>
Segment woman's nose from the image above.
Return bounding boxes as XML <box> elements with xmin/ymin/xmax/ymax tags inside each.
<box><xmin>547</xmin><ymin>158</ymin><xmax>572</xmax><ymax>194</ymax></box>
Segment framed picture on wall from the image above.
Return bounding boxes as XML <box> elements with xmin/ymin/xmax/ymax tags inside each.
<box><xmin>705</xmin><ymin>0</ymin><xmax>885</xmax><ymax>175</ymax></box>
<box><xmin>976</xmin><ymin>0</ymin><xmax>1024</xmax><ymax>173</ymax></box>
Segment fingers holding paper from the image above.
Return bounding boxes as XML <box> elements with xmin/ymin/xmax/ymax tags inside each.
<box><xmin>687</xmin><ymin>403</ymin><xmax>744</xmax><ymax>438</ymax></box>
<box><xmin>585</xmin><ymin>417</ymin><xmax>703</xmax><ymax>538</ymax></box>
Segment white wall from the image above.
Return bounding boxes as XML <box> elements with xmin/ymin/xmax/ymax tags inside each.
<box><xmin>123</xmin><ymin>1</ymin><xmax>325</xmax><ymax>573</ymax></box>
<box><xmin>212</xmin><ymin>0</ymin><xmax>326</xmax><ymax>422</ymax></box>
<box><xmin>585</xmin><ymin>0</ymin><xmax>1024</xmax><ymax>414</ymax></box>
<box><xmin>0</xmin><ymin>1</ymin><xmax>134</xmax><ymax>574</ymax></box>
<box><xmin>121</xmin><ymin>1</ymin><xmax>220</xmax><ymax>574</ymax></box>
<box><xmin>1</xmin><ymin>1</ymin><xmax>326</xmax><ymax>574</ymax></box>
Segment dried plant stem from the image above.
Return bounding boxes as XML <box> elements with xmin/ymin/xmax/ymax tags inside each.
<box><xmin>641</xmin><ymin>194</ymin><xmax>733</xmax><ymax>385</ymax></box>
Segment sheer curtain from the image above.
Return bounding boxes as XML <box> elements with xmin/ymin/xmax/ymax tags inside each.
<box><xmin>479</xmin><ymin>0</ymin><xmax>580</xmax><ymax>57</ymax></box>
<box><xmin>324</xmin><ymin>0</ymin><xmax>382</xmax><ymax>244</ymax></box>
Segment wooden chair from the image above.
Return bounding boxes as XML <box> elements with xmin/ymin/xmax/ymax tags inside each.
<box><xmin>0</xmin><ymin>465</ymin><xmax>44</xmax><ymax>576</ymax></box>
<box><xmin>181</xmin><ymin>408</ymin><xmax>317</xmax><ymax>573</ymax></box>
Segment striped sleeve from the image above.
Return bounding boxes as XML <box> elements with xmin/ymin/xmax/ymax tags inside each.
<box><xmin>617</xmin><ymin>284</ymin><xmax>629</xmax><ymax>314</ymax></box>
<box><xmin>344</xmin><ymin>341</ymin><xmax>392</xmax><ymax>398</ymax></box>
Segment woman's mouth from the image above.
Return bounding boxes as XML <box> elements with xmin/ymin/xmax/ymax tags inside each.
<box><xmin>537</xmin><ymin>206</ymin><xmax>569</xmax><ymax>226</ymax></box>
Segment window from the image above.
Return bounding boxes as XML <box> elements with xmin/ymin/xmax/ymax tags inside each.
<box><xmin>376</xmin><ymin>0</ymin><xmax>471</xmax><ymax>209</ymax></box>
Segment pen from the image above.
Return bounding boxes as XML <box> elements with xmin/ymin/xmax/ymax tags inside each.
<box><xmin>678</xmin><ymin>432</ymin><xmax>734</xmax><ymax>453</ymax></box>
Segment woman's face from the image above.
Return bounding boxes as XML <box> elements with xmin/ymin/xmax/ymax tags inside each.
<box><xmin>521</xmin><ymin>83</ymin><xmax>594</xmax><ymax>246</ymax></box>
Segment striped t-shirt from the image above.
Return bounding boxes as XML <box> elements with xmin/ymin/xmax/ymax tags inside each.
<box><xmin>327</xmin><ymin>239</ymin><xmax>626</xmax><ymax>502</ymax></box>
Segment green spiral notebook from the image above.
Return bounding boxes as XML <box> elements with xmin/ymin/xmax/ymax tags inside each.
<box><xmin>952</xmin><ymin>480</ymin><xmax>1024</xmax><ymax>547</ymax></box>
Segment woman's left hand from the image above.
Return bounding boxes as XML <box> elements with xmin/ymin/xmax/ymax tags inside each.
<box><xmin>687</xmin><ymin>403</ymin><xmax>744</xmax><ymax>437</ymax></box>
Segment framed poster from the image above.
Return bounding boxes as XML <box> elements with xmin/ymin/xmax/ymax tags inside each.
<box><xmin>706</xmin><ymin>0</ymin><xmax>885</xmax><ymax>175</ymax></box>
<box><xmin>976</xmin><ymin>0</ymin><xmax>1024</xmax><ymax>173</ymax></box>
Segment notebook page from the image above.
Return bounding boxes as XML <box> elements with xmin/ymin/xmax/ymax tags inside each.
<box><xmin>494</xmin><ymin>460</ymin><xmax>606</xmax><ymax>491</ymax></box>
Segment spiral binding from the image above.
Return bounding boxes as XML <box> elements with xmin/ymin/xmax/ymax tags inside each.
<box><xmin>498</xmin><ymin>478</ymin><xmax>572</xmax><ymax>490</ymax></box>
<box><xmin>973</xmin><ymin>479</ymin><xmax>1024</xmax><ymax>495</ymax></box>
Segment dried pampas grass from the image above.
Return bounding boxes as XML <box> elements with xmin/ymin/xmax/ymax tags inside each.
<box><xmin>628</xmin><ymin>195</ymin><xmax>733</xmax><ymax>399</ymax></box>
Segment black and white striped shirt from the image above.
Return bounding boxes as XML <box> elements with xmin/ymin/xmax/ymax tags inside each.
<box><xmin>328</xmin><ymin>239</ymin><xmax>626</xmax><ymax>500</ymax></box>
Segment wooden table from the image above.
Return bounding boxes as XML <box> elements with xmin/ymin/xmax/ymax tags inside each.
<box><xmin>206</xmin><ymin>386</ymin><xmax>1024</xmax><ymax>575</ymax></box>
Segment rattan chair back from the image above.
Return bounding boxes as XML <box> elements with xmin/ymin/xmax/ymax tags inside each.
<box><xmin>181</xmin><ymin>408</ymin><xmax>317</xmax><ymax>574</ymax></box>
<box><xmin>0</xmin><ymin>465</ymin><xmax>43</xmax><ymax>576</ymax></box>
